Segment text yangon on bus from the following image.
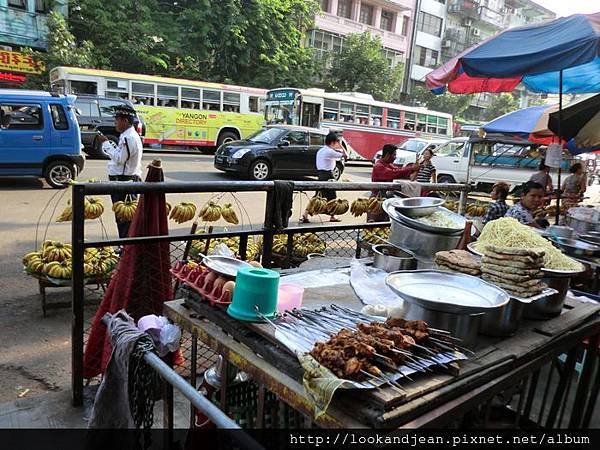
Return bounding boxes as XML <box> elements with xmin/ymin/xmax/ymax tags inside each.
<box><xmin>265</xmin><ymin>88</ymin><xmax>453</xmax><ymax>160</ymax></box>
<box><xmin>50</xmin><ymin>67</ymin><xmax>266</xmax><ymax>149</ymax></box>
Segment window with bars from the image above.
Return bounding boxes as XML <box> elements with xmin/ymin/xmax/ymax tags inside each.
<box><xmin>371</xmin><ymin>106</ymin><xmax>383</xmax><ymax>127</ymax></box>
<box><xmin>157</xmin><ymin>85</ymin><xmax>178</xmax><ymax>107</ymax></box>
<box><xmin>323</xmin><ymin>99</ymin><xmax>339</xmax><ymax>121</ymax></box>
<box><xmin>132</xmin><ymin>82</ymin><xmax>155</xmax><ymax>106</ymax></box>
<box><xmin>415</xmin><ymin>46</ymin><xmax>439</xmax><ymax>68</ymax></box>
<box><xmin>359</xmin><ymin>4</ymin><xmax>374</xmax><ymax>25</ymax></box>
<box><xmin>181</xmin><ymin>88</ymin><xmax>201</xmax><ymax>110</ymax></box>
<box><xmin>381</xmin><ymin>10</ymin><xmax>394</xmax><ymax>32</ymax></box>
<box><xmin>223</xmin><ymin>92</ymin><xmax>241</xmax><ymax>113</ymax></box>
<box><xmin>387</xmin><ymin>109</ymin><xmax>401</xmax><ymax>128</ymax></box>
<box><xmin>340</xmin><ymin>102</ymin><xmax>354</xmax><ymax>123</ymax></box>
<box><xmin>337</xmin><ymin>0</ymin><xmax>352</xmax><ymax>19</ymax></box>
<box><xmin>203</xmin><ymin>90</ymin><xmax>221</xmax><ymax>111</ymax></box>
<box><xmin>404</xmin><ymin>112</ymin><xmax>416</xmax><ymax>131</ymax></box>
<box><xmin>417</xmin><ymin>12</ymin><xmax>443</xmax><ymax>37</ymax></box>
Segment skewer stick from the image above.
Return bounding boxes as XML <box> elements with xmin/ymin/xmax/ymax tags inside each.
<box><xmin>360</xmin><ymin>370</ymin><xmax>405</xmax><ymax>394</ymax></box>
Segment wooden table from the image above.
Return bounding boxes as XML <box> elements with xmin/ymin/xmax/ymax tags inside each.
<box><xmin>164</xmin><ymin>282</ymin><xmax>600</xmax><ymax>429</ymax></box>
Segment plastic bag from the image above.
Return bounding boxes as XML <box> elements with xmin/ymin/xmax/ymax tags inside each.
<box><xmin>137</xmin><ymin>314</ymin><xmax>181</xmax><ymax>356</ymax></box>
<box><xmin>159</xmin><ymin>324</ymin><xmax>182</xmax><ymax>356</ymax></box>
<box><xmin>349</xmin><ymin>259</ymin><xmax>402</xmax><ymax>308</ymax></box>
<box><xmin>211</xmin><ymin>243</ymin><xmax>235</xmax><ymax>257</ymax></box>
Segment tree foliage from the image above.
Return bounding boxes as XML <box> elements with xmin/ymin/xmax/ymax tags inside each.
<box><xmin>326</xmin><ymin>33</ymin><xmax>403</xmax><ymax>102</ymax></box>
<box><xmin>23</xmin><ymin>11</ymin><xmax>96</xmax><ymax>90</ymax></box>
<box><xmin>66</xmin><ymin>0</ymin><xmax>320</xmax><ymax>88</ymax></box>
<box><xmin>484</xmin><ymin>93</ymin><xmax>520</xmax><ymax>121</ymax></box>
<box><xmin>411</xmin><ymin>86</ymin><xmax>473</xmax><ymax>118</ymax></box>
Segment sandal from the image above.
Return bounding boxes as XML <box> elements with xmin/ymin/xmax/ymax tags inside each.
<box><xmin>300</xmin><ymin>217</ymin><xmax>310</xmax><ymax>224</ymax></box>
<box><xmin>329</xmin><ymin>217</ymin><xmax>341</xmax><ymax>223</ymax></box>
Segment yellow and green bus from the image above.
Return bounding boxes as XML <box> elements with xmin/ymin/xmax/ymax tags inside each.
<box><xmin>50</xmin><ymin>67</ymin><xmax>266</xmax><ymax>150</ymax></box>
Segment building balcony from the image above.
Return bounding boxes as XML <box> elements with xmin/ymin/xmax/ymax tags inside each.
<box><xmin>315</xmin><ymin>12</ymin><xmax>407</xmax><ymax>53</ymax></box>
<box><xmin>477</xmin><ymin>6</ymin><xmax>504</xmax><ymax>28</ymax></box>
<box><xmin>447</xmin><ymin>0</ymin><xmax>480</xmax><ymax>19</ymax></box>
<box><xmin>0</xmin><ymin>5</ymin><xmax>49</xmax><ymax>49</ymax></box>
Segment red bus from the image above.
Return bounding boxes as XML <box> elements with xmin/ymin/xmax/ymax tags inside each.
<box><xmin>265</xmin><ymin>88</ymin><xmax>453</xmax><ymax>160</ymax></box>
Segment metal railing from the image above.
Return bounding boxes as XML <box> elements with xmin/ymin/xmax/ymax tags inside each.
<box><xmin>71</xmin><ymin>180</ymin><xmax>470</xmax><ymax>406</ymax></box>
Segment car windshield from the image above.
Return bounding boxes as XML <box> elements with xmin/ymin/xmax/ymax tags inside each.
<box><xmin>436</xmin><ymin>141</ymin><xmax>466</xmax><ymax>157</ymax></box>
<box><xmin>247</xmin><ymin>128</ymin><xmax>286</xmax><ymax>144</ymax></box>
<box><xmin>399</xmin><ymin>140</ymin><xmax>428</xmax><ymax>153</ymax></box>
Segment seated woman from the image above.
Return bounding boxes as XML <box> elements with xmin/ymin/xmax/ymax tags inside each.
<box><xmin>562</xmin><ymin>163</ymin><xmax>587</xmax><ymax>205</ymax></box>
<box><xmin>506</xmin><ymin>181</ymin><xmax>546</xmax><ymax>228</ymax></box>
<box><xmin>482</xmin><ymin>182</ymin><xmax>510</xmax><ymax>225</ymax></box>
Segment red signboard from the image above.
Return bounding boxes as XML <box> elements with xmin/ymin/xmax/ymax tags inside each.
<box><xmin>0</xmin><ymin>72</ymin><xmax>27</xmax><ymax>83</ymax></box>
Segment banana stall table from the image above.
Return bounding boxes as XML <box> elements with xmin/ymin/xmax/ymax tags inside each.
<box><xmin>164</xmin><ymin>265</ymin><xmax>600</xmax><ymax>429</ymax></box>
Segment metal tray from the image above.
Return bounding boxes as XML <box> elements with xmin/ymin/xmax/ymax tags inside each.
<box><xmin>551</xmin><ymin>237</ymin><xmax>600</xmax><ymax>258</ymax></box>
<box><xmin>385</xmin><ymin>270</ymin><xmax>510</xmax><ymax>314</ymax></box>
<box><xmin>386</xmin><ymin>196</ymin><xmax>444</xmax><ymax>217</ymax></box>
<box><xmin>383</xmin><ymin>199</ymin><xmax>466</xmax><ymax>235</ymax></box>
<box><xmin>580</xmin><ymin>234</ymin><xmax>600</xmax><ymax>245</ymax></box>
<box><xmin>202</xmin><ymin>255</ymin><xmax>252</xmax><ymax>278</ymax></box>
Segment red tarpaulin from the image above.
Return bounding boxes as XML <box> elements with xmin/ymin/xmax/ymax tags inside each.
<box><xmin>83</xmin><ymin>160</ymin><xmax>172</xmax><ymax>378</ymax></box>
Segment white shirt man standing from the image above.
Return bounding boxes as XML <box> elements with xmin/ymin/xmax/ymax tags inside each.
<box><xmin>97</xmin><ymin>106</ymin><xmax>144</xmax><ymax>237</ymax></box>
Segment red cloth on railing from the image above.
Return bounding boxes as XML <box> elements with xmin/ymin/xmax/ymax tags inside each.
<box><xmin>83</xmin><ymin>162</ymin><xmax>173</xmax><ymax>379</ymax></box>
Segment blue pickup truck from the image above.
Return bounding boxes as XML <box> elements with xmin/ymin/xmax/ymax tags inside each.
<box><xmin>0</xmin><ymin>90</ymin><xmax>84</xmax><ymax>188</ymax></box>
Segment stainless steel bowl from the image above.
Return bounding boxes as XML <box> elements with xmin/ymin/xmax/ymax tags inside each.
<box><xmin>386</xmin><ymin>197</ymin><xmax>445</xmax><ymax>217</ymax></box>
<box><xmin>566</xmin><ymin>215</ymin><xmax>600</xmax><ymax>235</ymax></box>
<box><xmin>547</xmin><ymin>225</ymin><xmax>574</xmax><ymax>239</ymax></box>
<box><xmin>580</xmin><ymin>234</ymin><xmax>600</xmax><ymax>245</ymax></box>
<box><xmin>480</xmin><ymin>297</ymin><xmax>534</xmax><ymax>337</ymax></box>
<box><xmin>524</xmin><ymin>275</ymin><xmax>571</xmax><ymax>319</ymax></box>
<box><xmin>384</xmin><ymin>199</ymin><xmax>466</xmax><ymax>235</ymax></box>
<box><xmin>372</xmin><ymin>244</ymin><xmax>417</xmax><ymax>272</ymax></box>
<box><xmin>550</xmin><ymin>237</ymin><xmax>600</xmax><ymax>258</ymax></box>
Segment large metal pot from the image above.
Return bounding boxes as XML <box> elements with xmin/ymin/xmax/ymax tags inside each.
<box><xmin>480</xmin><ymin>297</ymin><xmax>528</xmax><ymax>337</ymax></box>
<box><xmin>403</xmin><ymin>302</ymin><xmax>483</xmax><ymax>347</ymax></box>
<box><xmin>372</xmin><ymin>244</ymin><xmax>417</xmax><ymax>272</ymax></box>
<box><xmin>390</xmin><ymin>219</ymin><xmax>462</xmax><ymax>259</ymax></box>
<box><xmin>524</xmin><ymin>274</ymin><xmax>571</xmax><ymax>319</ymax></box>
<box><xmin>566</xmin><ymin>215</ymin><xmax>600</xmax><ymax>235</ymax></box>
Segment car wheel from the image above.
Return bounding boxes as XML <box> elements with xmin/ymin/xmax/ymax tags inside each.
<box><xmin>331</xmin><ymin>163</ymin><xmax>343</xmax><ymax>181</ymax></box>
<box><xmin>44</xmin><ymin>161</ymin><xmax>75</xmax><ymax>189</ymax></box>
<box><xmin>437</xmin><ymin>175</ymin><xmax>456</xmax><ymax>184</ymax></box>
<box><xmin>249</xmin><ymin>160</ymin><xmax>271</xmax><ymax>181</ymax></box>
<box><xmin>217</xmin><ymin>131</ymin><xmax>239</xmax><ymax>147</ymax></box>
<box><xmin>93</xmin><ymin>135</ymin><xmax>117</xmax><ymax>159</ymax></box>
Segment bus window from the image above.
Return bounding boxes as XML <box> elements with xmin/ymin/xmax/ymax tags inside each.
<box><xmin>387</xmin><ymin>109</ymin><xmax>400</xmax><ymax>128</ymax></box>
<box><xmin>249</xmin><ymin>96</ymin><xmax>260</xmax><ymax>113</ymax></box>
<box><xmin>203</xmin><ymin>90</ymin><xmax>221</xmax><ymax>111</ymax></box>
<box><xmin>106</xmin><ymin>79</ymin><xmax>128</xmax><ymax>99</ymax></box>
<box><xmin>404</xmin><ymin>112</ymin><xmax>416</xmax><ymax>130</ymax></box>
<box><xmin>158</xmin><ymin>85</ymin><xmax>178</xmax><ymax>107</ymax></box>
<box><xmin>181</xmin><ymin>88</ymin><xmax>201</xmax><ymax>109</ymax></box>
<box><xmin>223</xmin><ymin>92</ymin><xmax>241</xmax><ymax>113</ymax></box>
<box><xmin>324</xmin><ymin>100</ymin><xmax>339</xmax><ymax>121</ymax></box>
<box><xmin>427</xmin><ymin>115</ymin><xmax>437</xmax><ymax>133</ymax></box>
<box><xmin>371</xmin><ymin>106</ymin><xmax>383</xmax><ymax>127</ymax></box>
<box><xmin>70</xmin><ymin>80</ymin><xmax>97</xmax><ymax>95</ymax></box>
<box><xmin>340</xmin><ymin>102</ymin><xmax>354</xmax><ymax>123</ymax></box>
<box><xmin>438</xmin><ymin>117</ymin><xmax>449</xmax><ymax>135</ymax></box>
<box><xmin>132</xmin><ymin>82</ymin><xmax>155</xmax><ymax>106</ymax></box>
<box><xmin>356</xmin><ymin>104</ymin><xmax>369</xmax><ymax>125</ymax></box>
<box><xmin>416</xmin><ymin>114</ymin><xmax>427</xmax><ymax>132</ymax></box>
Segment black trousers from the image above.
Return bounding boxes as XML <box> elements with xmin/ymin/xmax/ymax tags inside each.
<box><xmin>108</xmin><ymin>175</ymin><xmax>140</xmax><ymax>238</ymax></box>
<box><xmin>316</xmin><ymin>170</ymin><xmax>336</xmax><ymax>203</ymax></box>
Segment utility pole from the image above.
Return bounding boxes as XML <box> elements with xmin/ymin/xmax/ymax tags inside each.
<box><xmin>401</xmin><ymin>0</ymin><xmax>422</xmax><ymax>101</ymax></box>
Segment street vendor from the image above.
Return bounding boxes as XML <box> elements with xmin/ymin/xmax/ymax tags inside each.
<box><xmin>97</xmin><ymin>105</ymin><xmax>144</xmax><ymax>238</ymax></box>
<box><xmin>561</xmin><ymin>162</ymin><xmax>587</xmax><ymax>204</ymax></box>
<box><xmin>505</xmin><ymin>181</ymin><xmax>546</xmax><ymax>229</ymax></box>
<box><xmin>368</xmin><ymin>144</ymin><xmax>419</xmax><ymax>221</ymax></box>
<box><xmin>482</xmin><ymin>181</ymin><xmax>510</xmax><ymax>225</ymax></box>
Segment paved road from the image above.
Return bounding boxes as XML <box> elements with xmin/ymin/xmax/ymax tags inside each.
<box><xmin>0</xmin><ymin>152</ymin><xmax>373</xmax><ymax>403</ymax></box>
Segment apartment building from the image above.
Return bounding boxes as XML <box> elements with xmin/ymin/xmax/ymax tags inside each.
<box><xmin>309</xmin><ymin>0</ymin><xmax>416</xmax><ymax>68</ymax></box>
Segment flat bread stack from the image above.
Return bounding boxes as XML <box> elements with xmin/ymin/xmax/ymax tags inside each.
<box><xmin>480</xmin><ymin>245</ymin><xmax>545</xmax><ymax>298</ymax></box>
<box><xmin>435</xmin><ymin>250</ymin><xmax>481</xmax><ymax>276</ymax></box>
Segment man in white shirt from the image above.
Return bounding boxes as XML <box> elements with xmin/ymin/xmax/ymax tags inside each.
<box><xmin>97</xmin><ymin>106</ymin><xmax>144</xmax><ymax>237</ymax></box>
<box><xmin>301</xmin><ymin>132</ymin><xmax>347</xmax><ymax>223</ymax></box>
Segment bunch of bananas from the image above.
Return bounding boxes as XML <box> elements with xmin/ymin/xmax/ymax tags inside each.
<box><xmin>361</xmin><ymin>227</ymin><xmax>390</xmax><ymax>245</ymax></box>
<box><xmin>84</xmin><ymin>198</ymin><xmax>105</xmax><ymax>220</ymax></box>
<box><xmin>367</xmin><ymin>197</ymin><xmax>384</xmax><ymax>216</ymax></box>
<box><xmin>42</xmin><ymin>241</ymin><xmax>72</xmax><ymax>262</ymax></box>
<box><xmin>271</xmin><ymin>233</ymin><xmax>326</xmax><ymax>257</ymax></box>
<box><xmin>113</xmin><ymin>198</ymin><xmax>138</xmax><ymax>223</ymax></box>
<box><xmin>43</xmin><ymin>260</ymin><xmax>72</xmax><ymax>279</ymax></box>
<box><xmin>56</xmin><ymin>202</ymin><xmax>73</xmax><ymax>222</ymax></box>
<box><xmin>306</xmin><ymin>196</ymin><xmax>328</xmax><ymax>216</ymax></box>
<box><xmin>466</xmin><ymin>202</ymin><xmax>489</xmax><ymax>217</ymax></box>
<box><xmin>221</xmin><ymin>204</ymin><xmax>239</xmax><ymax>225</ymax></box>
<box><xmin>443</xmin><ymin>200</ymin><xmax>459</xmax><ymax>212</ymax></box>
<box><xmin>170</xmin><ymin>202</ymin><xmax>197</xmax><ymax>224</ymax></box>
<box><xmin>350</xmin><ymin>198</ymin><xmax>371</xmax><ymax>217</ymax></box>
<box><xmin>325</xmin><ymin>199</ymin><xmax>349</xmax><ymax>216</ymax></box>
<box><xmin>82</xmin><ymin>246</ymin><xmax>119</xmax><ymax>277</ymax></box>
<box><xmin>199</xmin><ymin>202</ymin><xmax>222</xmax><ymax>222</ymax></box>
<box><xmin>22</xmin><ymin>251</ymin><xmax>45</xmax><ymax>274</ymax></box>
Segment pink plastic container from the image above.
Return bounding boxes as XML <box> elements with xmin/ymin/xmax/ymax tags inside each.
<box><xmin>277</xmin><ymin>284</ymin><xmax>305</xmax><ymax>312</ymax></box>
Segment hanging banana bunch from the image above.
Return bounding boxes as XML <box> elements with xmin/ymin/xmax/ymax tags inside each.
<box><xmin>350</xmin><ymin>198</ymin><xmax>370</xmax><ymax>217</ymax></box>
<box><xmin>112</xmin><ymin>197</ymin><xmax>138</xmax><ymax>222</ymax></box>
<box><xmin>221</xmin><ymin>203</ymin><xmax>239</xmax><ymax>225</ymax></box>
<box><xmin>56</xmin><ymin>201</ymin><xmax>73</xmax><ymax>222</ymax></box>
<box><xmin>84</xmin><ymin>197</ymin><xmax>105</xmax><ymax>220</ymax></box>
<box><xmin>306</xmin><ymin>195</ymin><xmax>328</xmax><ymax>216</ymax></box>
<box><xmin>42</xmin><ymin>241</ymin><xmax>72</xmax><ymax>262</ymax></box>
<box><xmin>170</xmin><ymin>202</ymin><xmax>197</xmax><ymax>224</ymax></box>
<box><xmin>325</xmin><ymin>199</ymin><xmax>349</xmax><ymax>216</ymax></box>
<box><xmin>199</xmin><ymin>201</ymin><xmax>222</xmax><ymax>222</ymax></box>
<box><xmin>367</xmin><ymin>197</ymin><xmax>384</xmax><ymax>216</ymax></box>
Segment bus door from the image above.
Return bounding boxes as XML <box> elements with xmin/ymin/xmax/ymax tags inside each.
<box><xmin>300</xmin><ymin>102</ymin><xmax>320</xmax><ymax>128</ymax></box>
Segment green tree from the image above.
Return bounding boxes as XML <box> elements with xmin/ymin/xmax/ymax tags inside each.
<box><xmin>411</xmin><ymin>86</ymin><xmax>473</xmax><ymax>118</ymax></box>
<box><xmin>326</xmin><ymin>33</ymin><xmax>404</xmax><ymax>102</ymax></box>
<box><xmin>484</xmin><ymin>93</ymin><xmax>519</xmax><ymax>121</ymax></box>
<box><xmin>23</xmin><ymin>11</ymin><xmax>96</xmax><ymax>90</ymax></box>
